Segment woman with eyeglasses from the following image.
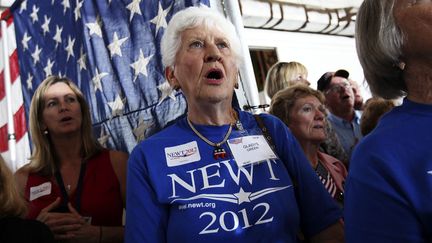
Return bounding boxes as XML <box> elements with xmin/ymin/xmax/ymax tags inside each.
<box><xmin>317</xmin><ymin>70</ymin><xmax>363</xmax><ymax>161</ymax></box>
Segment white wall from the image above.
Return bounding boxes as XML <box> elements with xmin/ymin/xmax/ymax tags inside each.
<box><xmin>244</xmin><ymin>28</ymin><xmax>371</xmax><ymax>103</ymax></box>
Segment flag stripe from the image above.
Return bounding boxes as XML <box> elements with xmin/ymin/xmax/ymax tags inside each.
<box><xmin>0</xmin><ymin>8</ymin><xmax>30</xmax><ymax>170</ymax></box>
<box><xmin>0</xmin><ymin>124</ymin><xmax>7</xmax><ymax>151</ymax></box>
<box><xmin>1</xmin><ymin>132</ymin><xmax>30</xmax><ymax>170</ymax></box>
<box><xmin>0</xmin><ymin>73</ymin><xmax>25</xmax><ymax>125</ymax></box>
<box><xmin>0</xmin><ymin>51</ymin><xmax>20</xmax><ymax>99</ymax></box>
<box><xmin>9</xmin><ymin>50</ymin><xmax>20</xmax><ymax>84</ymax></box>
<box><xmin>13</xmin><ymin>105</ymin><xmax>27</xmax><ymax>141</ymax></box>
<box><xmin>0</xmin><ymin>19</ymin><xmax>18</xmax><ymax>89</ymax></box>
<box><xmin>0</xmin><ymin>69</ymin><xmax>4</xmax><ymax>99</ymax></box>
<box><xmin>0</xmin><ymin>88</ymin><xmax>27</xmax><ymax>152</ymax></box>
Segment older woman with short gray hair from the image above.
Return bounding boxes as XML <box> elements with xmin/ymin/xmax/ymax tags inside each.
<box><xmin>345</xmin><ymin>0</ymin><xmax>432</xmax><ymax>242</ymax></box>
<box><xmin>126</xmin><ymin>5</ymin><xmax>344</xmax><ymax>243</ymax></box>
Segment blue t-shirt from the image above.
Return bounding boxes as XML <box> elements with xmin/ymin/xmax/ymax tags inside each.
<box><xmin>345</xmin><ymin>99</ymin><xmax>432</xmax><ymax>243</ymax></box>
<box><xmin>126</xmin><ymin>110</ymin><xmax>341</xmax><ymax>243</ymax></box>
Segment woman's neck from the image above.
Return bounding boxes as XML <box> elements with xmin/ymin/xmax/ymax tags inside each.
<box><xmin>188</xmin><ymin>103</ymin><xmax>237</xmax><ymax>126</ymax></box>
<box><xmin>51</xmin><ymin>133</ymin><xmax>83</xmax><ymax>164</ymax></box>
<box><xmin>299</xmin><ymin>141</ymin><xmax>320</xmax><ymax>168</ymax></box>
<box><xmin>404</xmin><ymin>58</ymin><xmax>432</xmax><ymax>104</ymax></box>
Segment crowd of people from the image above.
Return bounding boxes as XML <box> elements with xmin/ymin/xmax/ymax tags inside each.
<box><xmin>2</xmin><ymin>0</ymin><xmax>431</xmax><ymax>242</ymax></box>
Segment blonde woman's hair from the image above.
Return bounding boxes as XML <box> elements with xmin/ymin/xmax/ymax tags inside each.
<box><xmin>0</xmin><ymin>155</ymin><xmax>27</xmax><ymax>217</ymax></box>
<box><xmin>28</xmin><ymin>76</ymin><xmax>102</xmax><ymax>176</ymax></box>
<box><xmin>269</xmin><ymin>84</ymin><xmax>325</xmax><ymax>125</ymax></box>
<box><xmin>264</xmin><ymin>61</ymin><xmax>308</xmax><ymax>99</ymax></box>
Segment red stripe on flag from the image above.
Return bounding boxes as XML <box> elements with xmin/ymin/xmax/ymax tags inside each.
<box><xmin>0</xmin><ymin>49</ymin><xmax>20</xmax><ymax>99</ymax></box>
<box><xmin>10</xmin><ymin>49</ymin><xmax>20</xmax><ymax>84</ymax></box>
<box><xmin>0</xmin><ymin>123</ymin><xmax>7</xmax><ymax>152</ymax></box>
<box><xmin>14</xmin><ymin>105</ymin><xmax>27</xmax><ymax>141</ymax></box>
<box><xmin>0</xmin><ymin>105</ymin><xmax>27</xmax><ymax>152</ymax></box>
<box><xmin>0</xmin><ymin>70</ymin><xmax>4</xmax><ymax>99</ymax></box>
<box><xmin>0</xmin><ymin>9</ymin><xmax>13</xmax><ymax>26</ymax></box>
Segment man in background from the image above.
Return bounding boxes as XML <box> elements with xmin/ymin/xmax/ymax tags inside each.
<box><xmin>317</xmin><ymin>69</ymin><xmax>362</xmax><ymax>159</ymax></box>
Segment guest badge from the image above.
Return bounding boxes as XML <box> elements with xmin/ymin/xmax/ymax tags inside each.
<box><xmin>228</xmin><ymin>135</ymin><xmax>277</xmax><ymax>167</ymax></box>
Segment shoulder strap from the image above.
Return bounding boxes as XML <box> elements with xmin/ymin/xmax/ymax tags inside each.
<box><xmin>253</xmin><ymin>114</ymin><xmax>276</xmax><ymax>151</ymax></box>
<box><xmin>253</xmin><ymin>114</ymin><xmax>306</xmax><ymax>241</ymax></box>
<box><xmin>253</xmin><ymin>114</ymin><xmax>297</xmax><ymax>187</ymax></box>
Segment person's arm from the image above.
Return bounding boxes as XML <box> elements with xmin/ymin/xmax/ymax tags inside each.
<box><xmin>36</xmin><ymin>199</ymin><xmax>84</xmax><ymax>241</ymax></box>
<box><xmin>98</xmin><ymin>226</ymin><xmax>124</xmax><ymax>243</ymax></box>
<box><xmin>310</xmin><ymin>221</ymin><xmax>344</xmax><ymax>243</ymax></box>
<box><xmin>125</xmin><ymin>145</ymin><xmax>168</xmax><ymax>243</ymax></box>
<box><xmin>65</xmin><ymin>203</ymin><xmax>123</xmax><ymax>243</ymax></box>
<box><xmin>110</xmin><ymin>150</ymin><xmax>129</xmax><ymax>207</ymax></box>
<box><xmin>14</xmin><ymin>166</ymin><xmax>29</xmax><ymax>196</ymax></box>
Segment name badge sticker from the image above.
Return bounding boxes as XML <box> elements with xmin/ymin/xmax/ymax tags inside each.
<box><xmin>165</xmin><ymin>141</ymin><xmax>201</xmax><ymax>167</ymax></box>
<box><xmin>228</xmin><ymin>135</ymin><xmax>277</xmax><ymax>167</ymax></box>
<box><xmin>29</xmin><ymin>182</ymin><xmax>52</xmax><ymax>201</ymax></box>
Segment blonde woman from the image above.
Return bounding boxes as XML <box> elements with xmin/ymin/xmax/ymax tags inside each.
<box><xmin>15</xmin><ymin>76</ymin><xmax>128</xmax><ymax>242</ymax></box>
<box><xmin>264</xmin><ymin>61</ymin><xmax>310</xmax><ymax>100</ymax></box>
<box><xmin>0</xmin><ymin>155</ymin><xmax>54</xmax><ymax>242</ymax></box>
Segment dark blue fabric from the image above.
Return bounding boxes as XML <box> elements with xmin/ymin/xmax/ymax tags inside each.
<box><xmin>345</xmin><ymin>98</ymin><xmax>432</xmax><ymax>243</ymax></box>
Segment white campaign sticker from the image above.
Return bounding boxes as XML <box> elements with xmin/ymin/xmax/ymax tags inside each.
<box><xmin>228</xmin><ymin>135</ymin><xmax>277</xmax><ymax>167</ymax></box>
<box><xmin>165</xmin><ymin>141</ymin><xmax>201</xmax><ymax>167</ymax></box>
<box><xmin>29</xmin><ymin>182</ymin><xmax>52</xmax><ymax>201</ymax></box>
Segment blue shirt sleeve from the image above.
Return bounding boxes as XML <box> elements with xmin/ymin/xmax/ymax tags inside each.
<box><xmin>125</xmin><ymin>145</ymin><xmax>168</xmax><ymax>243</ymax></box>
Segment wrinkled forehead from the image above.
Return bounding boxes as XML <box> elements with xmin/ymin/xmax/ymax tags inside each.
<box><xmin>295</xmin><ymin>95</ymin><xmax>323</xmax><ymax>106</ymax></box>
<box><xmin>330</xmin><ymin>76</ymin><xmax>349</xmax><ymax>85</ymax></box>
<box><xmin>181</xmin><ymin>24</ymin><xmax>227</xmax><ymax>41</ymax></box>
<box><xmin>44</xmin><ymin>82</ymin><xmax>75</xmax><ymax>96</ymax></box>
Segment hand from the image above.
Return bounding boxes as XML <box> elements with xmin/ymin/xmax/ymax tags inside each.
<box><xmin>66</xmin><ymin>203</ymin><xmax>100</xmax><ymax>243</ymax></box>
<box><xmin>36</xmin><ymin>198</ymin><xmax>84</xmax><ymax>240</ymax></box>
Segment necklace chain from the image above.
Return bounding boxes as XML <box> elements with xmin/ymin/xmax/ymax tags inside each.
<box><xmin>187</xmin><ymin>118</ymin><xmax>233</xmax><ymax>147</ymax></box>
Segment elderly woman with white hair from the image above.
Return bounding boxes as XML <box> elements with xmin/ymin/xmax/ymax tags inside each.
<box><xmin>345</xmin><ymin>1</ymin><xmax>432</xmax><ymax>242</ymax></box>
<box><xmin>126</xmin><ymin>6</ymin><xmax>344</xmax><ymax>243</ymax></box>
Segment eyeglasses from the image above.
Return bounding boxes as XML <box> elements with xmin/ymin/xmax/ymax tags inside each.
<box><xmin>325</xmin><ymin>81</ymin><xmax>352</xmax><ymax>94</ymax></box>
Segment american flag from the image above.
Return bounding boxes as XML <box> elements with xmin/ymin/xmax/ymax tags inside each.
<box><xmin>0</xmin><ymin>0</ymin><xmax>209</xmax><ymax>170</ymax></box>
<box><xmin>0</xmin><ymin>8</ymin><xmax>31</xmax><ymax>171</ymax></box>
<box><xmin>315</xmin><ymin>161</ymin><xmax>337</xmax><ymax>198</ymax></box>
